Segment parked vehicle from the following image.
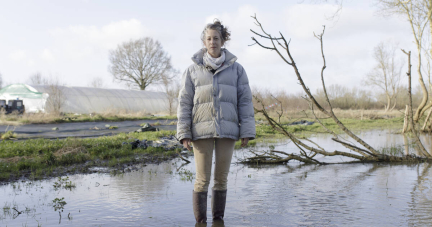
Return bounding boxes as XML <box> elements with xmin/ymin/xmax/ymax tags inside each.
<box><xmin>0</xmin><ymin>100</ymin><xmax>6</xmax><ymax>112</ymax></box>
<box><xmin>0</xmin><ymin>99</ymin><xmax>25</xmax><ymax>114</ymax></box>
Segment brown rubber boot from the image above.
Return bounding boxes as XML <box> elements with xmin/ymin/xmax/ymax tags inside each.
<box><xmin>211</xmin><ymin>189</ymin><xmax>227</xmax><ymax>220</ymax></box>
<box><xmin>193</xmin><ymin>190</ymin><xmax>208</xmax><ymax>223</ymax></box>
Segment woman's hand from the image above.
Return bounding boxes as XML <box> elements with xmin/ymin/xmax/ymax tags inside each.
<box><xmin>182</xmin><ymin>138</ymin><xmax>192</xmax><ymax>151</ymax></box>
<box><xmin>241</xmin><ymin>138</ymin><xmax>249</xmax><ymax>147</ymax></box>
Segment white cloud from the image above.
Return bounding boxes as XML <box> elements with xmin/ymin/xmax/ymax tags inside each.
<box><xmin>9</xmin><ymin>50</ymin><xmax>26</xmax><ymax>61</ymax></box>
<box><xmin>283</xmin><ymin>4</ymin><xmax>340</xmax><ymax>39</ymax></box>
<box><xmin>0</xmin><ymin>2</ymin><xmax>418</xmax><ymax>94</ymax></box>
<box><xmin>48</xmin><ymin>19</ymin><xmax>149</xmax><ymax>59</ymax></box>
<box><xmin>41</xmin><ymin>49</ymin><xmax>55</xmax><ymax>63</ymax></box>
<box><xmin>27</xmin><ymin>60</ymin><xmax>36</xmax><ymax>67</ymax></box>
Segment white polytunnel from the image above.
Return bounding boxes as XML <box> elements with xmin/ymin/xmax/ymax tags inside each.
<box><xmin>0</xmin><ymin>84</ymin><xmax>171</xmax><ymax>114</ymax></box>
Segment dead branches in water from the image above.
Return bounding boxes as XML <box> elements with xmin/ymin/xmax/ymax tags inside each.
<box><xmin>245</xmin><ymin>14</ymin><xmax>431</xmax><ymax>165</ymax></box>
<box><xmin>239</xmin><ymin>149</ymin><xmax>320</xmax><ymax>164</ymax></box>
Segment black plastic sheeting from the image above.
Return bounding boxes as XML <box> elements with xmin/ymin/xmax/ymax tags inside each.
<box><xmin>0</xmin><ymin>120</ymin><xmax>177</xmax><ymax>140</ymax></box>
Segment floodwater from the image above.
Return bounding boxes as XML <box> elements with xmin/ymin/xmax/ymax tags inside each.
<box><xmin>1</xmin><ymin>130</ymin><xmax>432</xmax><ymax>226</ymax></box>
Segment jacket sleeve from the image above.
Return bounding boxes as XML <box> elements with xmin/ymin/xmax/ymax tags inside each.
<box><xmin>237</xmin><ymin>65</ymin><xmax>256</xmax><ymax>140</ymax></box>
<box><xmin>176</xmin><ymin>68</ymin><xmax>195</xmax><ymax>143</ymax></box>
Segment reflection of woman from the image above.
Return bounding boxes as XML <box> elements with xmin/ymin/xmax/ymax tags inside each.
<box><xmin>177</xmin><ymin>19</ymin><xmax>256</xmax><ymax>224</ymax></box>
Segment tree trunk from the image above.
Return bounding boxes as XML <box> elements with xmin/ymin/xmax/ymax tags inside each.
<box><xmin>430</xmin><ymin>0</ymin><xmax>432</xmax><ymax>61</ymax></box>
<box><xmin>390</xmin><ymin>96</ymin><xmax>397</xmax><ymax>111</ymax></box>
<box><xmin>419</xmin><ymin>101</ymin><xmax>432</xmax><ymax>118</ymax></box>
<box><xmin>385</xmin><ymin>94</ymin><xmax>391</xmax><ymax>112</ymax></box>
<box><xmin>403</xmin><ymin>105</ymin><xmax>410</xmax><ymax>133</ymax></box>
<box><xmin>422</xmin><ymin>106</ymin><xmax>432</xmax><ymax>131</ymax></box>
<box><xmin>403</xmin><ymin>50</ymin><xmax>431</xmax><ymax>157</ymax></box>
<box><xmin>414</xmin><ymin>45</ymin><xmax>429</xmax><ymax>122</ymax></box>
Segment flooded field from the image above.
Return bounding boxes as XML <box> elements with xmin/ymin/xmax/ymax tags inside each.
<box><xmin>1</xmin><ymin>130</ymin><xmax>432</xmax><ymax>226</ymax></box>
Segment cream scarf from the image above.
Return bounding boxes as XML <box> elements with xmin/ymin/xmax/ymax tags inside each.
<box><xmin>203</xmin><ymin>50</ymin><xmax>225</xmax><ymax>70</ymax></box>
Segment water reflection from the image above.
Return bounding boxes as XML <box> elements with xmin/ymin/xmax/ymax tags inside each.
<box><xmin>408</xmin><ymin>163</ymin><xmax>432</xmax><ymax>226</ymax></box>
<box><xmin>404</xmin><ymin>134</ymin><xmax>410</xmax><ymax>155</ymax></box>
<box><xmin>2</xmin><ymin>130</ymin><xmax>432</xmax><ymax>226</ymax></box>
<box><xmin>195</xmin><ymin>220</ymin><xmax>225</xmax><ymax>227</ymax></box>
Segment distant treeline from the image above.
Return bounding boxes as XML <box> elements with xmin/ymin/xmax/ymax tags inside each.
<box><xmin>252</xmin><ymin>84</ymin><xmax>424</xmax><ymax>111</ymax></box>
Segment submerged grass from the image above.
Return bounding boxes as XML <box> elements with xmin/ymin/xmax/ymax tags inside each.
<box><xmin>378</xmin><ymin>145</ymin><xmax>406</xmax><ymax>157</ymax></box>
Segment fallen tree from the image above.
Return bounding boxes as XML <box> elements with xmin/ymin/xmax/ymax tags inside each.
<box><xmin>241</xmin><ymin>15</ymin><xmax>431</xmax><ymax>165</ymax></box>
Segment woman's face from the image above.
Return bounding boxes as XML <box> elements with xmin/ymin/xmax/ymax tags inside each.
<box><xmin>204</xmin><ymin>29</ymin><xmax>224</xmax><ymax>58</ymax></box>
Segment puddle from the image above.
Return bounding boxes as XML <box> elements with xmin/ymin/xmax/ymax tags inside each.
<box><xmin>1</xmin><ymin>130</ymin><xmax>432</xmax><ymax>226</ymax></box>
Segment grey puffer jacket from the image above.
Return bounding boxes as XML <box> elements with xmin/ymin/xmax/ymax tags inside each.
<box><xmin>176</xmin><ymin>48</ymin><xmax>256</xmax><ymax>142</ymax></box>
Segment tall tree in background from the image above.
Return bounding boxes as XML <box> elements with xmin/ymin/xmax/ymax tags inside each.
<box><xmin>364</xmin><ymin>41</ymin><xmax>404</xmax><ymax>112</ymax></box>
<box><xmin>45</xmin><ymin>77</ymin><xmax>66</xmax><ymax>115</ymax></box>
<box><xmin>0</xmin><ymin>72</ymin><xmax>3</xmax><ymax>89</ymax></box>
<box><xmin>376</xmin><ymin>0</ymin><xmax>431</xmax><ymax>122</ymax></box>
<box><xmin>108</xmin><ymin>37</ymin><xmax>174</xmax><ymax>90</ymax></box>
<box><xmin>29</xmin><ymin>72</ymin><xmax>48</xmax><ymax>85</ymax></box>
<box><xmin>89</xmin><ymin>77</ymin><xmax>104</xmax><ymax>88</ymax></box>
<box><xmin>27</xmin><ymin>73</ymin><xmax>66</xmax><ymax>115</ymax></box>
<box><xmin>161</xmin><ymin>74</ymin><xmax>181</xmax><ymax>116</ymax></box>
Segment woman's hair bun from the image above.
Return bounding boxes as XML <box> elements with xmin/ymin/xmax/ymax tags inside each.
<box><xmin>201</xmin><ymin>19</ymin><xmax>231</xmax><ymax>44</ymax></box>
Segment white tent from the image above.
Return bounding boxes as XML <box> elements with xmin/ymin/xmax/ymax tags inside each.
<box><xmin>0</xmin><ymin>84</ymin><xmax>47</xmax><ymax>113</ymax></box>
<box><xmin>0</xmin><ymin>84</ymin><xmax>171</xmax><ymax>114</ymax></box>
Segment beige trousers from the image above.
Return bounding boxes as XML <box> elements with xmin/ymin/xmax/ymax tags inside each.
<box><xmin>192</xmin><ymin>138</ymin><xmax>236</xmax><ymax>192</ymax></box>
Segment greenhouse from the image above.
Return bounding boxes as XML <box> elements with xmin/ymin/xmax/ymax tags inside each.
<box><xmin>0</xmin><ymin>84</ymin><xmax>171</xmax><ymax>114</ymax></box>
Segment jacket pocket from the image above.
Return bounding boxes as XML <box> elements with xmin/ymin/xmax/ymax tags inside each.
<box><xmin>220</xmin><ymin>102</ymin><xmax>238</xmax><ymax>124</ymax></box>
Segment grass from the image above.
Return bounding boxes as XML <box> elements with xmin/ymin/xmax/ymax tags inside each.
<box><xmin>255</xmin><ymin>114</ymin><xmax>404</xmax><ymax>134</ymax></box>
<box><xmin>0</xmin><ymin>112</ymin><xmax>177</xmax><ymax>125</ymax></box>
<box><xmin>53</xmin><ymin>176</ymin><xmax>76</xmax><ymax>190</ymax></box>
<box><xmin>0</xmin><ymin>109</ymin><xmax>403</xmax><ymax>125</ymax></box>
<box><xmin>378</xmin><ymin>145</ymin><xmax>406</xmax><ymax>157</ymax></box>
<box><xmin>52</xmin><ymin>197</ymin><xmax>67</xmax><ymax>211</ymax></box>
<box><xmin>0</xmin><ymin>109</ymin><xmax>406</xmax><ymax>182</ymax></box>
<box><xmin>0</xmin><ymin>130</ymin><xmax>180</xmax><ymax>182</ymax></box>
<box><xmin>0</xmin><ymin>131</ymin><xmax>17</xmax><ymax>140</ymax></box>
<box><xmin>178</xmin><ymin>168</ymin><xmax>194</xmax><ymax>182</ymax></box>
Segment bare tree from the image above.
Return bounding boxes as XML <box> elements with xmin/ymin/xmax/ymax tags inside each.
<box><xmin>88</xmin><ymin>77</ymin><xmax>104</xmax><ymax>88</ymax></box>
<box><xmin>29</xmin><ymin>72</ymin><xmax>48</xmax><ymax>85</ymax></box>
<box><xmin>108</xmin><ymin>37</ymin><xmax>174</xmax><ymax>90</ymax></box>
<box><xmin>242</xmin><ymin>14</ymin><xmax>431</xmax><ymax>165</ymax></box>
<box><xmin>0</xmin><ymin>72</ymin><xmax>3</xmax><ymax>89</ymax></box>
<box><xmin>45</xmin><ymin>77</ymin><xmax>66</xmax><ymax>115</ymax></box>
<box><xmin>401</xmin><ymin>49</ymin><xmax>430</xmax><ymax>156</ymax></box>
<box><xmin>161</xmin><ymin>74</ymin><xmax>181</xmax><ymax>116</ymax></box>
<box><xmin>364</xmin><ymin>41</ymin><xmax>404</xmax><ymax>112</ymax></box>
<box><xmin>376</xmin><ymin>0</ymin><xmax>431</xmax><ymax>122</ymax></box>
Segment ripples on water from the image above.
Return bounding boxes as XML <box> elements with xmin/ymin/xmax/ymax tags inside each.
<box><xmin>1</xmin><ymin>130</ymin><xmax>432</xmax><ymax>226</ymax></box>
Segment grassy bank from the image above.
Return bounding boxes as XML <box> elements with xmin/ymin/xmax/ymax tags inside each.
<box><xmin>0</xmin><ymin>109</ymin><xmax>403</xmax><ymax>125</ymax></box>
<box><xmin>255</xmin><ymin>115</ymin><xmax>404</xmax><ymax>136</ymax></box>
<box><xmin>0</xmin><ymin>112</ymin><xmax>177</xmax><ymax>125</ymax></box>
<box><xmin>0</xmin><ymin>130</ymin><xmax>180</xmax><ymax>182</ymax></box>
<box><xmin>0</xmin><ymin>113</ymin><xmax>405</xmax><ymax>183</ymax></box>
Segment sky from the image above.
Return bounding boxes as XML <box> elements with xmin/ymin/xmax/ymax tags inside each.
<box><xmin>0</xmin><ymin>0</ymin><xmax>416</xmax><ymax>94</ymax></box>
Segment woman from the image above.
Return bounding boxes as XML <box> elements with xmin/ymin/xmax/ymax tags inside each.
<box><xmin>177</xmin><ymin>19</ymin><xmax>256</xmax><ymax>224</ymax></box>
